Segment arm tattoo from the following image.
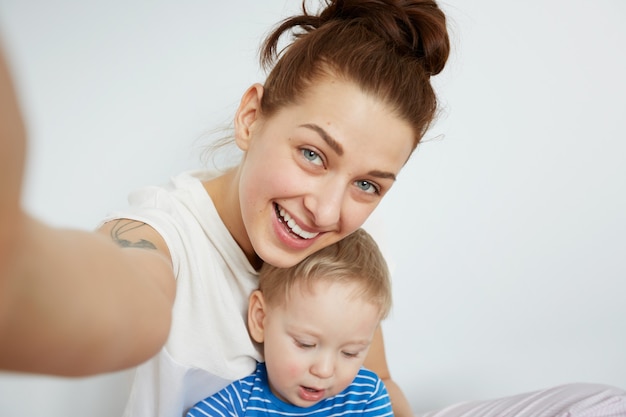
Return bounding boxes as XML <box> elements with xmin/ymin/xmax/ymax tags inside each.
<box><xmin>110</xmin><ymin>220</ymin><xmax>157</xmax><ymax>250</ymax></box>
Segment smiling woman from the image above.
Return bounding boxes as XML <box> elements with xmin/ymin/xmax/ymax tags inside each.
<box><xmin>0</xmin><ymin>0</ymin><xmax>448</xmax><ymax>416</ymax></box>
<box><xmin>229</xmin><ymin>78</ymin><xmax>414</xmax><ymax>269</ymax></box>
<box><xmin>2</xmin><ymin>1</ymin><xmax>626</xmax><ymax>417</ymax></box>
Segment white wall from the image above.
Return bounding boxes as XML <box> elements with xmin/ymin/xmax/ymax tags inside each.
<box><xmin>1</xmin><ymin>1</ymin><xmax>625</xmax><ymax>415</ymax></box>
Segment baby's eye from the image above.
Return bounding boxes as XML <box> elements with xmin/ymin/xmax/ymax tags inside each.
<box><xmin>355</xmin><ymin>180</ymin><xmax>380</xmax><ymax>195</ymax></box>
<box><xmin>342</xmin><ymin>351</ymin><xmax>359</xmax><ymax>358</ymax></box>
<box><xmin>301</xmin><ymin>148</ymin><xmax>323</xmax><ymax>166</ymax></box>
<box><xmin>295</xmin><ymin>340</ymin><xmax>315</xmax><ymax>349</ymax></box>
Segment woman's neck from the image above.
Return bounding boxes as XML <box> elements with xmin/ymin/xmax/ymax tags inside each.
<box><xmin>202</xmin><ymin>168</ymin><xmax>261</xmax><ymax>269</ymax></box>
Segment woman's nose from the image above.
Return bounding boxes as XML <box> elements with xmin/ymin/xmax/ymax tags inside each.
<box><xmin>304</xmin><ymin>178</ymin><xmax>344</xmax><ymax>229</ymax></box>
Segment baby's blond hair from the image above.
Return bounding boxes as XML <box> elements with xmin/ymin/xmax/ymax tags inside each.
<box><xmin>258</xmin><ymin>228</ymin><xmax>392</xmax><ymax>320</ymax></box>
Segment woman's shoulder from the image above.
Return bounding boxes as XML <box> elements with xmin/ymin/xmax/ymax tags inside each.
<box><xmin>116</xmin><ymin>169</ymin><xmax>218</xmax><ymax>214</ymax></box>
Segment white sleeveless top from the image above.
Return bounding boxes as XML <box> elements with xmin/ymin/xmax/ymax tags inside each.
<box><xmin>101</xmin><ymin>170</ymin><xmax>262</xmax><ymax>417</ymax></box>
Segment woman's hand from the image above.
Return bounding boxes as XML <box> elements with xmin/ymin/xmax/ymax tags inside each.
<box><xmin>0</xmin><ymin>44</ymin><xmax>26</xmax><ymax>277</ymax></box>
<box><xmin>0</xmin><ymin>44</ymin><xmax>28</xmax><ymax>332</ymax></box>
<box><xmin>0</xmin><ymin>46</ymin><xmax>176</xmax><ymax>376</ymax></box>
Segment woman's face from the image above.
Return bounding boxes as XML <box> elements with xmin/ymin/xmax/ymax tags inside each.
<box><xmin>237</xmin><ymin>76</ymin><xmax>414</xmax><ymax>268</ymax></box>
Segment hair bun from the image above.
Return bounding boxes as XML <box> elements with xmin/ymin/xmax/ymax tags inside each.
<box><xmin>311</xmin><ymin>0</ymin><xmax>450</xmax><ymax>76</ymax></box>
<box><xmin>260</xmin><ymin>0</ymin><xmax>451</xmax><ymax>148</ymax></box>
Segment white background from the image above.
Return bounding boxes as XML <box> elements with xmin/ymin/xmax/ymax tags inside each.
<box><xmin>1</xmin><ymin>1</ymin><xmax>625</xmax><ymax>415</ymax></box>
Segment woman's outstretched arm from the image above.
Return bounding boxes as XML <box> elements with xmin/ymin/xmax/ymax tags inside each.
<box><xmin>0</xmin><ymin>46</ymin><xmax>176</xmax><ymax>377</ymax></box>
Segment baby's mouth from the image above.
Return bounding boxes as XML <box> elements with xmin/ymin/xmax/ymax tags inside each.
<box><xmin>299</xmin><ymin>385</ymin><xmax>325</xmax><ymax>402</ymax></box>
<box><xmin>275</xmin><ymin>204</ymin><xmax>319</xmax><ymax>239</ymax></box>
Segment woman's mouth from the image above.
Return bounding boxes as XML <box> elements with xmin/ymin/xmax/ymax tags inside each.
<box><xmin>275</xmin><ymin>204</ymin><xmax>319</xmax><ymax>239</ymax></box>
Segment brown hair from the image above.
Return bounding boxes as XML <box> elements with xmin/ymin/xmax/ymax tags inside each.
<box><xmin>258</xmin><ymin>228</ymin><xmax>392</xmax><ymax>319</ymax></box>
<box><xmin>260</xmin><ymin>0</ymin><xmax>450</xmax><ymax>149</ymax></box>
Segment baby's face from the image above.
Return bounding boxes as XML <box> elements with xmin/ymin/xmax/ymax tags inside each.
<box><xmin>261</xmin><ymin>280</ymin><xmax>380</xmax><ymax>406</ymax></box>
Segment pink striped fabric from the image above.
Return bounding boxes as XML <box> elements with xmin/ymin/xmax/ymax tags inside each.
<box><xmin>416</xmin><ymin>383</ymin><xmax>626</xmax><ymax>417</ymax></box>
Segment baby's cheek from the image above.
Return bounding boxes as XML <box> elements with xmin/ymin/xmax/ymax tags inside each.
<box><xmin>287</xmin><ymin>363</ymin><xmax>303</xmax><ymax>378</ymax></box>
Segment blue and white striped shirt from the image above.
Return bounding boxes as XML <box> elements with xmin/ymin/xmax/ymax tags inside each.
<box><xmin>186</xmin><ymin>362</ymin><xmax>394</xmax><ymax>417</ymax></box>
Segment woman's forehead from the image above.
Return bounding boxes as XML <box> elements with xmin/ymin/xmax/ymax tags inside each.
<box><xmin>279</xmin><ymin>77</ymin><xmax>413</xmax><ymax>149</ymax></box>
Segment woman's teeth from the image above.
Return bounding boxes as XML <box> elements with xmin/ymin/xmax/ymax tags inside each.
<box><xmin>278</xmin><ymin>207</ymin><xmax>319</xmax><ymax>239</ymax></box>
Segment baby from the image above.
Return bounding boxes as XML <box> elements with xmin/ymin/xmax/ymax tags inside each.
<box><xmin>187</xmin><ymin>228</ymin><xmax>393</xmax><ymax>416</ymax></box>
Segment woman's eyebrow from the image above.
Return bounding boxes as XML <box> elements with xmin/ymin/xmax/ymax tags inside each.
<box><xmin>300</xmin><ymin>123</ymin><xmax>344</xmax><ymax>156</ymax></box>
<box><xmin>300</xmin><ymin>123</ymin><xmax>396</xmax><ymax>181</ymax></box>
<box><xmin>368</xmin><ymin>170</ymin><xmax>396</xmax><ymax>181</ymax></box>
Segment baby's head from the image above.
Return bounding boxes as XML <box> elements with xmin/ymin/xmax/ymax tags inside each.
<box><xmin>248</xmin><ymin>228</ymin><xmax>391</xmax><ymax>407</ymax></box>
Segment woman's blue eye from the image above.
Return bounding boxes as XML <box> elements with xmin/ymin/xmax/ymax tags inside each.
<box><xmin>301</xmin><ymin>149</ymin><xmax>323</xmax><ymax>166</ymax></box>
<box><xmin>356</xmin><ymin>180</ymin><xmax>379</xmax><ymax>194</ymax></box>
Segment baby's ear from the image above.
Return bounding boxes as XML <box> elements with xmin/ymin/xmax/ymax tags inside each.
<box><xmin>234</xmin><ymin>83</ymin><xmax>264</xmax><ymax>151</ymax></box>
<box><xmin>247</xmin><ymin>290</ymin><xmax>267</xmax><ymax>343</ymax></box>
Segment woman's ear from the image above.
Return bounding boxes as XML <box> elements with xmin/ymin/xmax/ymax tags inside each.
<box><xmin>234</xmin><ymin>83</ymin><xmax>264</xmax><ymax>151</ymax></box>
<box><xmin>247</xmin><ymin>290</ymin><xmax>267</xmax><ymax>344</ymax></box>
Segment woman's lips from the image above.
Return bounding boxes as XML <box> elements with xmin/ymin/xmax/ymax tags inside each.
<box><xmin>275</xmin><ymin>203</ymin><xmax>319</xmax><ymax>239</ymax></box>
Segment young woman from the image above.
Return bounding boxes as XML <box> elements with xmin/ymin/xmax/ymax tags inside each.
<box><xmin>1</xmin><ymin>1</ymin><xmax>624</xmax><ymax>417</ymax></box>
<box><xmin>1</xmin><ymin>1</ymin><xmax>446</xmax><ymax>415</ymax></box>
